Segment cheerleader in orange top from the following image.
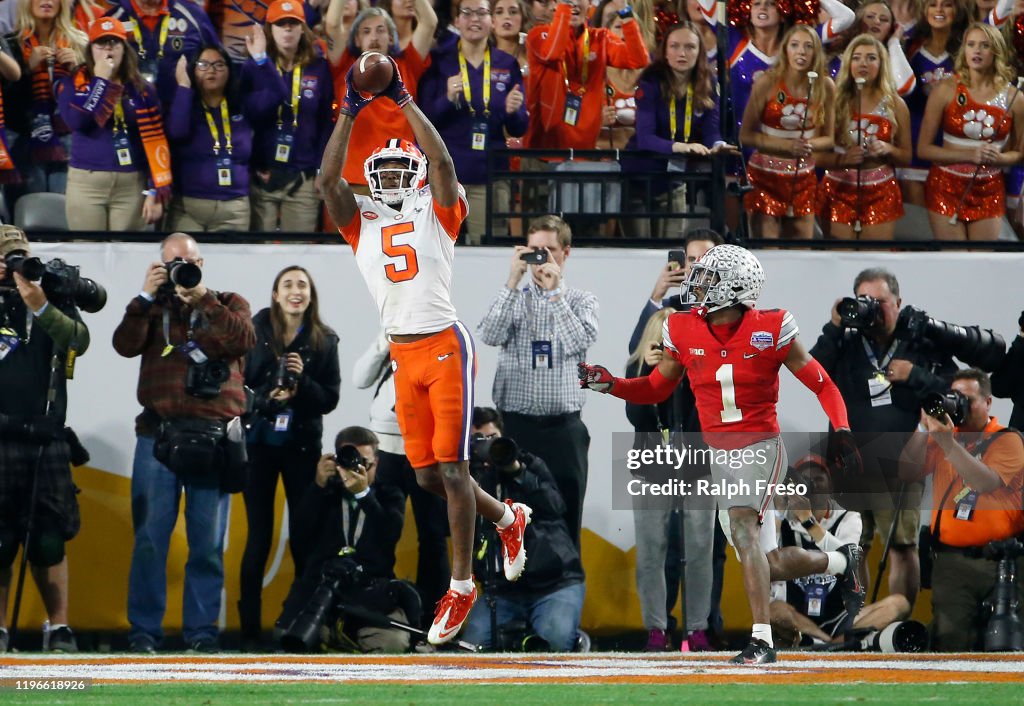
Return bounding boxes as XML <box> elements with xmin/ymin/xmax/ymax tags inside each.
<box><xmin>739</xmin><ymin>24</ymin><xmax>835</xmax><ymax>239</ymax></box>
<box><xmin>819</xmin><ymin>34</ymin><xmax>912</xmax><ymax>239</ymax></box>
<box><xmin>919</xmin><ymin>22</ymin><xmax>1024</xmax><ymax>240</ymax></box>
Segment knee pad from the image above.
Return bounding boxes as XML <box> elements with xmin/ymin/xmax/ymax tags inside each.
<box><xmin>0</xmin><ymin>528</ymin><xmax>19</xmax><ymax>568</ymax></box>
<box><xmin>26</xmin><ymin>530</ymin><xmax>65</xmax><ymax>567</ymax></box>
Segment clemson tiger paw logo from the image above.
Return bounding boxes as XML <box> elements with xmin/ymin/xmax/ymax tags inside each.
<box><xmin>779</xmin><ymin>102</ymin><xmax>807</xmax><ymax>131</ymax></box>
<box><xmin>847</xmin><ymin>118</ymin><xmax>880</xmax><ymax>144</ymax></box>
<box><xmin>962</xmin><ymin>109</ymin><xmax>997</xmax><ymax>140</ymax></box>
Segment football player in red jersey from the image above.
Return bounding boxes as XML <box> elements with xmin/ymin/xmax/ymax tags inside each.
<box><xmin>580</xmin><ymin>245</ymin><xmax>864</xmax><ymax>664</ymax></box>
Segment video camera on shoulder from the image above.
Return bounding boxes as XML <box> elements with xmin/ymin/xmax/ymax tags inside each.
<box><xmin>1</xmin><ymin>253</ymin><xmax>106</xmax><ymax>313</ymax></box>
<box><xmin>158</xmin><ymin>257</ymin><xmax>203</xmax><ymax>299</ymax></box>
<box><xmin>922</xmin><ymin>389</ymin><xmax>969</xmax><ymax>426</ymax></box>
<box><xmin>838</xmin><ymin>295</ymin><xmax>880</xmax><ymax>330</ymax></box>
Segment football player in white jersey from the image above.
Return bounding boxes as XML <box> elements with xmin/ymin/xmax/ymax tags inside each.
<box><xmin>320</xmin><ymin>59</ymin><xmax>532</xmax><ymax>646</ymax></box>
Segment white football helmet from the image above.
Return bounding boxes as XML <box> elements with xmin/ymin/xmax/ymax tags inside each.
<box><xmin>683</xmin><ymin>244</ymin><xmax>765</xmax><ymax>315</ymax></box>
<box><xmin>365</xmin><ymin>139</ymin><xmax>427</xmax><ymax>208</ymax></box>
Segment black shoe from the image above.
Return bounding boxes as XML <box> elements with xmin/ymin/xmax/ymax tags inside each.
<box><xmin>729</xmin><ymin>638</ymin><xmax>777</xmax><ymax>665</ymax></box>
<box><xmin>47</xmin><ymin>626</ymin><xmax>78</xmax><ymax>653</ymax></box>
<box><xmin>186</xmin><ymin>637</ymin><xmax>219</xmax><ymax>654</ymax></box>
<box><xmin>128</xmin><ymin>636</ymin><xmax>157</xmax><ymax>654</ymax></box>
<box><xmin>0</xmin><ymin>627</ymin><xmax>8</xmax><ymax>653</ymax></box>
<box><xmin>838</xmin><ymin>543</ymin><xmax>867</xmax><ymax>619</ymax></box>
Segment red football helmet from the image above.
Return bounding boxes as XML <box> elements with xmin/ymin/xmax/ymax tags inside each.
<box><xmin>364</xmin><ymin>139</ymin><xmax>427</xmax><ymax>207</ymax></box>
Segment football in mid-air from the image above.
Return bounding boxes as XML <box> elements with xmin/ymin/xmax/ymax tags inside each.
<box><xmin>351</xmin><ymin>52</ymin><xmax>394</xmax><ymax>95</ymax></box>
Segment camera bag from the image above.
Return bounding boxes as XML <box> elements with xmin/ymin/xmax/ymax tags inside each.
<box><xmin>154</xmin><ymin>418</ymin><xmax>227</xmax><ymax>477</ymax></box>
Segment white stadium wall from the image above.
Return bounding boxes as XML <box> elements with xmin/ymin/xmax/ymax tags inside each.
<box><xmin>23</xmin><ymin>242</ymin><xmax>1023</xmax><ymax>633</ymax></box>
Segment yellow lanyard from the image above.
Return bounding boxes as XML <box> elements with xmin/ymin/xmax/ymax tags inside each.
<box><xmin>276</xmin><ymin>64</ymin><xmax>301</xmax><ymax>130</ymax></box>
<box><xmin>204</xmin><ymin>99</ymin><xmax>232</xmax><ymax>155</ymax></box>
<box><xmin>561</xmin><ymin>27</ymin><xmax>589</xmax><ymax>97</ymax></box>
<box><xmin>458</xmin><ymin>42</ymin><xmax>491</xmax><ymax>119</ymax></box>
<box><xmin>669</xmin><ymin>84</ymin><xmax>693</xmax><ymax>142</ymax></box>
<box><xmin>132</xmin><ymin>15</ymin><xmax>170</xmax><ymax>61</ymax></box>
<box><xmin>113</xmin><ymin>100</ymin><xmax>127</xmax><ymax>132</ymax></box>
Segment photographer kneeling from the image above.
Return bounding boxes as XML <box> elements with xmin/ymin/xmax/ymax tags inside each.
<box><xmin>900</xmin><ymin>369</ymin><xmax>1024</xmax><ymax>652</ymax></box>
<box><xmin>0</xmin><ymin>227</ymin><xmax>93</xmax><ymax>653</ymax></box>
<box><xmin>113</xmin><ymin>233</ymin><xmax>255</xmax><ymax>654</ymax></box>
<box><xmin>461</xmin><ymin>408</ymin><xmax>586</xmax><ymax>652</ymax></box>
<box><xmin>277</xmin><ymin>427</ymin><xmax>412</xmax><ymax>654</ymax></box>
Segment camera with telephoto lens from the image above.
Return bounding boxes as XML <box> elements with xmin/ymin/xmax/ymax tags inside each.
<box><xmin>280</xmin><ymin>555</ymin><xmax>366</xmax><ymax>653</ymax></box>
<box><xmin>982</xmin><ymin>538</ymin><xmax>1024</xmax><ymax>652</ymax></box>
<box><xmin>158</xmin><ymin>257</ymin><xmax>203</xmax><ymax>299</ymax></box>
<box><xmin>274</xmin><ymin>355</ymin><xmax>299</xmax><ymax>391</ymax></box>
<box><xmin>895</xmin><ymin>305</ymin><xmax>1006</xmax><ymax>371</ymax></box>
<box><xmin>838</xmin><ymin>295</ymin><xmax>881</xmax><ymax>330</ymax></box>
<box><xmin>1</xmin><ymin>254</ymin><xmax>107</xmax><ymax>313</ymax></box>
<box><xmin>185</xmin><ymin>359</ymin><xmax>231</xmax><ymax>399</ymax></box>
<box><xmin>855</xmin><ymin>620</ymin><xmax>929</xmax><ymax>653</ymax></box>
<box><xmin>325</xmin><ymin>444</ymin><xmax>367</xmax><ymax>489</ymax></box>
<box><xmin>922</xmin><ymin>389</ymin><xmax>970</xmax><ymax>426</ymax></box>
<box><xmin>470</xmin><ymin>434</ymin><xmax>521</xmax><ymax>475</ymax></box>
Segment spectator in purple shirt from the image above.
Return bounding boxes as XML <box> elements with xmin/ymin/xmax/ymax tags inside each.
<box><xmin>241</xmin><ymin>0</ymin><xmax>334</xmax><ymax>232</ymax></box>
<box><xmin>166</xmin><ymin>45</ymin><xmax>254</xmax><ymax>231</ymax></box>
<box><xmin>105</xmin><ymin>0</ymin><xmax>222</xmax><ymax>108</ymax></box>
<box><xmin>625</xmin><ymin>21</ymin><xmax>734</xmax><ymax>236</ymax></box>
<box><xmin>57</xmin><ymin>17</ymin><xmax>171</xmax><ymax>230</ymax></box>
<box><xmin>420</xmin><ymin>0</ymin><xmax>527</xmax><ymax>243</ymax></box>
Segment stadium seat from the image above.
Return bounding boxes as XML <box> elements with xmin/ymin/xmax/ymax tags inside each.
<box><xmin>14</xmin><ymin>193</ymin><xmax>68</xmax><ymax>232</ymax></box>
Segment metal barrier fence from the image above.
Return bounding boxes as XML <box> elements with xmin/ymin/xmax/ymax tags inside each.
<box><xmin>483</xmin><ymin>148</ymin><xmax>729</xmax><ymax>243</ymax></box>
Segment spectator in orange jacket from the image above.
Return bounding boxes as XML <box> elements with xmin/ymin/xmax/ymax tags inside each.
<box><xmin>524</xmin><ymin>0</ymin><xmax>648</xmax><ymax>150</ymax></box>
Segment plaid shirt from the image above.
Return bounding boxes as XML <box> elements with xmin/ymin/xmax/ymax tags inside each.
<box><xmin>112</xmin><ymin>290</ymin><xmax>256</xmax><ymax>435</ymax></box>
<box><xmin>478</xmin><ymin>282</ymin><xmax>599</xmax><ymax>415</ymax></box>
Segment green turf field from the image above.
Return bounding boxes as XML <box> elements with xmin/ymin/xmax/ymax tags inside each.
<box><xmin>3</xmin><ymin>683</ymin><xmax>1021</xmax><ymax>705</ymax></box>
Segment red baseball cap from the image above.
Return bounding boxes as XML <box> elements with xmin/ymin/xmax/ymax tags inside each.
<box><xmin>88</xmin><ymin>17</ymin><xmax>128</xmax><ymax>43</ymax></box>
<box><xmin>266</xmin><ymin>0</ymin><xmax>306</xmax><ymax>24</ymax></box>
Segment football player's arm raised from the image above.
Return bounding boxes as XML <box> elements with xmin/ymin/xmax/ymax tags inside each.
<box><xmin>320</xmin><ymin>73</ymin><xmax>365</xmax><ymax>229</ymax></box>
<box><xmin>389</xmin><ymin>65</ymin><xmax>460</xmax><ymax>208</ymax></box>
<box><xmin>579</xmin><ymin>353</ymin><xmax>684</xmax><ymax>403</ymax></box>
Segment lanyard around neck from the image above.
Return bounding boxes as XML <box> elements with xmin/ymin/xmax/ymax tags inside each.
<box><xmin>204</xmin><ymin>98</ymin><xmax>232</xmax><ymax>155</ymax></box>
<box><xmin>458</xmin><ymin>42</ymin><xmax>491</xmax><ymax>118</ymax></box>
<box><xmin>132</xmin><ymin>14</ymin><xmax>170</xmax><ymax>61</ymax></box>
<box><xmin>669</xmin><ymin>83</ymin><xmax>693</xmax><ymax>142</ymax></box>
<box><xmin>561</xmin><ymin>27</ymin><xmax>589</xmax><ymax>96</ymax></box>
<box><xmin>277</xmin><ymin>63</ymin><xmax>301</xmax><ymax>130</ymax></box>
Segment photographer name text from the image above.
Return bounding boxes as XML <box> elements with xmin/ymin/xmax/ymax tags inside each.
<box><xmin>626</xmin><ymin>478</ymin><xmax>807</xmax><ymax>499</ymax></box>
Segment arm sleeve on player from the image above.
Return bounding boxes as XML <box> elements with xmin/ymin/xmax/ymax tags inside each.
<box><xmin>609</xmin><ymin>366</ymin><xmax>681</xmax><ymax>404</ymax></box>
<box><xmin>433</xmin><ymin>187</ymin><xmax>469</xmax><ymax>241</ymax></box>
<box><xmin>793</xmin><ymin>357</ymin><xmax>850</xmax><ymax>430</ymax></box>
<box><xmin>338</xmin><ymin>210</ymin><xmax>362</xmax><ymax>251</ymax></box>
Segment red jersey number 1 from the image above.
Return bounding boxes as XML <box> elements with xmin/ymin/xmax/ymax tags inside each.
<box><xmin>382</xmin><ymin>222</ymin><xmax>419</xmax><ymax>283</ymax></box>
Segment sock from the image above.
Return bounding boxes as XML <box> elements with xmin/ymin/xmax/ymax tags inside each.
<box><xmin>825</xmin><ymin>551</ymin><xmax>848</xmax><ymax>576</ymax></box>
<box><xmin>450</xmin><ymin>577</ymin><xmax>475</xmax><ymax>595</ymax></box>
<box><xmin>495</xmin><ymin>503</ymin><xmax>515</xmax><ymax>530</ymax></box>
<box><xmin>47</xmin><ymin>623</ymin><xmax>68</xmax><ymax>631</ymax></box>
<box><xmin>752</xmin><ymin>623</ymin><xmax>773</xmax><ymax>647</ymax></box>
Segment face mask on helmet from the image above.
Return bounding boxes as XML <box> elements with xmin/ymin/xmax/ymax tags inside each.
<box><xmin>682</xmin><ymin>244</ymin><xmax>765</xmax><ymax>315</ymax></box>
<box><xmin>364</xmin><ymin>141</ymin><xmax>427</xmax><ymax>207</ymax></box>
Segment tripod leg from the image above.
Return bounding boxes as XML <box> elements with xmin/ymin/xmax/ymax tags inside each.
<box><xmin>871</xmin><ymin>482</ymin><xmax>907</xmax><ymax>604</ymax></box>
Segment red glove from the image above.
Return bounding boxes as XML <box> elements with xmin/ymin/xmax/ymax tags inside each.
<box><xmin>380</xmin><ymin>57</ymin><xmax>412</xmax><ymax>108</ymax></box>
<box><xmin>578</xmin><ymin>362</ymin><xmax>614</xmax><ymax>393</ymax></box>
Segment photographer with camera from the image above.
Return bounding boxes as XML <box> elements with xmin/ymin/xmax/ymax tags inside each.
<box><xmin>113</xmin><ymin>232</ymin><xmax>255</xmax><ymax>654</ymax></box>
<box><xmin>770</xmin><ymin>455</ymin><xmax>914</xmax><ymax>649</ymax></box>
<box><xmin>478</xmin><ymin>215</ymin><xmax>599</xmax><ymax>547</ymax></box>
<box><xmin>238</xmin><ymin>265</ymin><xmax>340</xmax><ymax>650</ymax></box>
<box><xmin>899</xmin><ymin>368</ymin><xmax>1024</xmax><ymax>651</ymax></box>
<box><xmin>810</xmin><ymin>268</ymin><xmax>959</xmax><ymax>607</ymax></box>
<box><xmin>460</xmin><ymin>408</ymin><xmax>586</xmax><ymax>652</ymax></box>
<box><xmin>277</xmin><ymin>427</ymin><xmax>414</xmax><ymax>654</ymax></box>
<box><xmin>0</xmin><ymin>226</ymin><xmax>92</xmax><ymax>653</ymax></box>
<box><xmin>991</xmin><ymin>311</ymin><xmax>1024</xmax><ymax>431</ymax></box>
